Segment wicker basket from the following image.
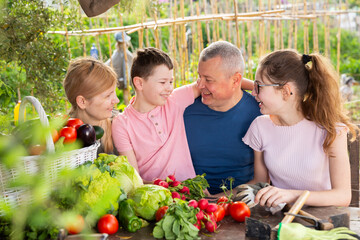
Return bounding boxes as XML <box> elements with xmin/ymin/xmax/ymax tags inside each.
<box><xmin>0</xmin><ymin>96</ymin><xmax>99</xmax><ymax>211</ymax></box>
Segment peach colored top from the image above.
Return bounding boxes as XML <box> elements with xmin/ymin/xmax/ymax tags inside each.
<box><xmin>112</xmin><ymin>85</ymin><xmax>196</xmax><ymax>181</ymax></box>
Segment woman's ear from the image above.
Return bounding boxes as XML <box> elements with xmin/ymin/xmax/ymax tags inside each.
<box><xmin>282</xmin><ymin>84</ymin><xmax>293</xmax><ymax>100</ymax></box>
<box><xmin>133</xmin><ymin>77</ymin><xmax>144</xmax><ymax>90</ymax></box>
<box><xmin>76</xmin><ymin>95</ymin><xmax>87</xmax><ymax>110</ymax></box>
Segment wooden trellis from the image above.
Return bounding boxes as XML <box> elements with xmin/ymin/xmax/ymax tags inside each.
<box><xmin>49</xmin><ymin>0</ymin><xmax>359</xmax><ymax>95</ymax></box>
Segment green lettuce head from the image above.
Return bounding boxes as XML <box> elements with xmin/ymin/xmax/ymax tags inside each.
<box><xmin>129</xmin><ymin>184</ymin><xmax>172</xmax><ymax>221</ymax></box>
<box><xmin>95</xmin><ymin>154</ymin><xmax>143</xmax><ymax>195</ymax></box>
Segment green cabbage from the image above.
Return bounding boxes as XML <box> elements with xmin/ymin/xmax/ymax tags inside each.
<box><xmin>75</xmin><ymin>164</ymin><xmax>123</xmax><ymax>219</ymax></box>
<box><xmin>129</xmin><ymin>184</ymin><xmax>173</xmax><ymax>221</ymax></box>
<box><xmin>94</xmin><ymin>154</ymin><xmax>143</xmax><ymax>195</ymax></box>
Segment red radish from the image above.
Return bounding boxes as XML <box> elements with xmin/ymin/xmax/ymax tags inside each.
<box><xmin>205</xmin><ymin>219</ymin><xmax>217</xmax><ymax>232</ymax></box>
<box><xmin>179</xmin><ymin>186</ymin><xmax>190</xmax><ymax>195</ymax></box>
<box><xmin>181</xmin><ymin>194</ymin><xmax>186</xmax><ymax>200</ymax></box>
<box><xmin>188</xmin><ymin>200</ymin><xmax>198</xmax><ymax>209</ymax></box>
<box><xmin>153</xmin><ymin>178</ymin><xmax>162</xmax><ymax>185</ymax></box>
<box><xmin>198</xmin><ymin>199</ymin><xmax>209</xmax><ymax>210</ymax></box>
<box><xmin>167</xmin><ymin>174</ymin><xmax>176</xmax><ymax>182</ymax></box>
<box><xmin>196</xmin><ymin>210</ymin><xmax>204</xmax><ymax>220</ymax></box>
<box><xmin>205</xmin><ymin>203</ymin><xmax>218</xmax><ymax>213</ymax></box>
<box><xmin>194</xmin><ymin>219</ymin><xmax>201</xmax><ymax>230</ymax></box>
<box><xmin>170</xmin><ymin>181</ymin><xmax>181</xmax><ymax>187</ymax></box>
<box><xmin>171</xmin><ymin>192</ymin><xmax>181</xmax><ymax>199</ymax></box>
<box><xmin>158</xmin><ymin>181</ymin><xmax>169</xmax><ymax>188</ymax></box>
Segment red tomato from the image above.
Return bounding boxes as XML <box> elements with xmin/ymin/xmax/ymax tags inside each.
<box><xmin>155</xmin><ymin>206</ymin><xmax>169</xmax><ymax>222</ymax></box>
<box><xmin>66</xmin><ymin>118</ymin><xmax>84</xmax><ymax>130</ymax></box>
<box><xmin>219</xmin><ymin>202</ymin><xmax>231</xmax><ymax>216</ymax></box>
<box><xmin>229</xmin><ymin>201</ymin><xmax>251</xmax><ymax>222</ymax></box>
<box><xmin>65</xmin><ymin>215</ymin><xmax>85</xmax><ymax>235</ymax></box>
<box><xmin>97</xmin><ymin>214</ymin><xmax>119</xmax><ymax>235</ymax></box>
<box><xmin>213</xmin><ymin>205</ymin><xmax>225</xmax><ymax>222</ymax></box>
<box><xmin>52</xmin><ymin>129</ymin><xmax>59</xmax><ymax>143</ymax></box>
<box><xmin>217</xmin><ymin>196</ymin><xmax>229</xmax><ymax>204</ymax></box>
<box><xmin>59</xmin><ymin>127</ymin><xmax>77</xmax><ymax>144</ymax></box>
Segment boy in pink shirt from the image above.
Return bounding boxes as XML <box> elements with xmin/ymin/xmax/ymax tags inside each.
<box><xmin>112</xmin><ymin>48</ymin><xmax>198</xmax><ymax>181</ymax></box>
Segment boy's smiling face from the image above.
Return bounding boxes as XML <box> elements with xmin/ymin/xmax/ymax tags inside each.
<box><xmin>141</xmin><ymin>64</ymin><xmax>174</xmax><ymax>108</ymax></box>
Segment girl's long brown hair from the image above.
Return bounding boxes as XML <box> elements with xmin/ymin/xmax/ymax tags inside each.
<box><xmin>63</xmin><ymin>57</ymin><xmax>117</xmax><ymax>153</ymax></box>
<box><xmin>258</xmin><ymin>49</ymin><xmax>358</xmax><ymax>151</ymax></box>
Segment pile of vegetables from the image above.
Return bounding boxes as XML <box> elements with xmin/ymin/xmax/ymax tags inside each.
<box><xmin>153</xmin><ymin>173</ymin><xmax>209</xmax><ymax>201</ymax></box>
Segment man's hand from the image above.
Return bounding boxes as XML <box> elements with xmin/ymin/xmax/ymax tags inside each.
<box><xmin>233</xmin><ymin>182</ymin><xmax>269</xmax><ymax>208</ymax></box>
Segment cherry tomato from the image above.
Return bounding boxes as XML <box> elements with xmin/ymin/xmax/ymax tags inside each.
<box><xmin>229</xmin><ymin>201</ymin><xmax>251</xmax><ymax>222</ymax></box>
<box><xmin>213</xmin><ymin>205</ymin><xmax>225</xmax><ymax>222</ymax></box>
<box><xmin>51</xmin><ymin>129</ymin><xmax>60</xmax><ymax>143</ymax></box>
<box><xmin>97</xmin><ymin>214</ymin><xmax>119</xmax><ymax>235</ymax></box>
<box><xmin>65</xmin><ymin>215</ymin><xmax>85</xmax><ymax>235</ymax></box>
<box><xmin>155</xmin><ymin>206</ymin><xmax>169</xmax><ymax>222</ymax></box>
<box><xmin>66</xmin><ymin>118</ymin><xmax>84</xmax><ymax>130</ymax></box>
<box><xmin>59</xmin><ymin>127</ymin><xmax>77</xmax><ymax>144</ymax></box>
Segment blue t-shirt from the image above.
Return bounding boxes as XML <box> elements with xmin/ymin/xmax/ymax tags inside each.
<box><xmin>184</xmin><ymin>91</ymin><xmax>261</xmax><ymax>194</ymax></box>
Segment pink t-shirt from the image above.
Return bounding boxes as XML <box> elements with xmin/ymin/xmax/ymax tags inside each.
<box><xmin>112</xmin><ymin>85</ymin><xmax>196</xmax><ymax>181</ymax></box>
<box><xmin>243</xmin><ymin>115</ymin><xmax>332</xmax><ymax>191</ymax></box>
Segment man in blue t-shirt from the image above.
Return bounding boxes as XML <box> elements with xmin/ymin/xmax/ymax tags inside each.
<box><xmin>184</xmin><ymin>41</ymin><xmax>261</xmax><ymax>195</ymax></box>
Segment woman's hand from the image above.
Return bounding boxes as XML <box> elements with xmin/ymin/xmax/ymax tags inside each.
<box><xmin>254</xmin><ymin>186</ymin><xmax>299</xmax><ymax>208</ymax></box>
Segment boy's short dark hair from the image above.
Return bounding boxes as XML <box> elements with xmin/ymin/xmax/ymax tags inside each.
<box><xmin>131</xmin><ymin>47</ymin><xmax>173</xmax><ymax>85</ymax></box>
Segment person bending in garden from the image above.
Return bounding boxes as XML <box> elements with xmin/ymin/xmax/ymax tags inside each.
<box><xmin>242</xmin><ymin>49</ymin><xmax>359</xmax><ymax>207</ymax></box>
<box><xmin>183</xmin><ymin>41</ymin><xmax>262</xmax><ymax>195</ymax></box>
<box><xmin>63</xmin><ymin>57</ymin><xmax>120</xmax><ymax>154</ymax></box>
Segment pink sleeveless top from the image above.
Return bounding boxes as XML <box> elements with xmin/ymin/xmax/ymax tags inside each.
<box><xmin>243</xmin><ymin>115</ymin><xmax>332</xmax><ymax>191</ymax></box>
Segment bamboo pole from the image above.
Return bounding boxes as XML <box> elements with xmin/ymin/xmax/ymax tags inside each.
<box><xmin>233</xmin><ymin>0</ymin><xmax>240</xmax><ymax>48</ymax></box>
<box><xmin>105</xmin><ymin>13</ymin><xmax>113</xmax><ymax>68</ymax></box>
<box><xmin>95</xmin><ymin>18</ymin><xmax>103</xmax><ymax>61</ymax></box>
<box><xmin>190</xmin><ymin>0</ymin><xmax>196</xmax><ymax>56</ymax></box>
<box><xmin>203</xmin><ymin>0</ymin><xmax>211</xmax><ymax>43</ymax></box>
<box><xmin>180</xmin><ymin>0</ymin><xmax>187</xmax><ymax>85</ymax></box>
<box><xmin>266</xmin><ymin>0</ymin><xmax>271</xmax><ymax>52</ymax></box>
<box><xmin>324</xmin><ymin>0</ymin><xmax>330</xmax><ymax>57</ymax></box>
<box><xmin>303</xmin><ymin>0</ymin><xmax>309</xmax><ymax>54</ymax></box>
<box><xmin>337</xmin><ymin>0</ymin><xmax>342</xmax><ymax>75</ymax></box>
<box><xmin>226</xmin><ymin>0</ymin><xmax>231</xmax><ymax>42</ymax></box>
<box><xmin>259</xmin><ymin>0</ymin><xmax>265</xmax><ymax>57</ymax></box>
<box><xmin>119</xmin><ymin>14</ymin><xmax>130</xmax><ymax>105</ymax></box>
<box><xmin>312</xmin><ymin>0</ymin><xmax>319</xmax><ymax>52</ymax></box>
<box><xmin>49</xmin><ymin>9</ymin><xmax>288</xmax><ymax>36</ymax></box>
<box><xmin>288</xmin><ymin>0</ymin><xmax>295</xmax><ymax>48</ymax></box>
<box><xmin>246</xmin><ymin>0</ymin><xmax>253</xmax><ymax>79</ymax></box>
<box><xmin>60</xmin><ymin>1</ymin><xmax>71</xmax><ymax>59</ymax></box>
<box><xmin>172</xmin><ymin>0</ymin><xmax>178</xmax><ymax>87</ymax></box>
<box><xmin>154</xmin><ymin>8</ymin><xmax>160</xmax><ymax>49</ymax></box>
<box><xmin>294</xmin><ymin>0</ymin><xmax>299</xmax><ymax>50</ymax></box>
<box><xmin>79</xmin><ymin>6</ymin><xmax>87</xmax><ymax>57</ymax></box>
<box><xmin>196</xmin><ymin>2</ymin><xmax>204</xmax><ymax>53</ymax></box>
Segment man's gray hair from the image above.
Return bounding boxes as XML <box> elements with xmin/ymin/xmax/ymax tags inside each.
<box><xmin>200</xmin><ymin>41</ymin><xmax>245</xmax><ymax>76</ymax></box>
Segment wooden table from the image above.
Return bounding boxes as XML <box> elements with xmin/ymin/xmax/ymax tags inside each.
<box><xmin>108</xmin><ymin>206</ymin><xmax>360</xmax><ymax>240</ymax></box>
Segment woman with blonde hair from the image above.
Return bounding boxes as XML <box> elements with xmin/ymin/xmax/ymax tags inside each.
<box><xmin>63</xmin><ymin>57</ymin><xmax>120</xmax><ymax>154</ymax></box>
<box><xmin>243</xmin><ymin>49</ymin><xmax>358</xmax><ymax>207</ymax></box>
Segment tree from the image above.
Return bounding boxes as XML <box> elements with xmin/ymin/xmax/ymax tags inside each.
<box><xmin>0</xmin><ymin>0</ymin><xmax>69</xmax><ymax>111</ymax></box>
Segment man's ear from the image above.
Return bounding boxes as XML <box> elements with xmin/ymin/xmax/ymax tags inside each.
<box><xmin>133</xmin><ymin>77</ymin><xmax>144</xmax><ymax>90</ymax></box>
<box><xmin>76</xmin><ymin>95</ymin><xmax>87</xmax><ymax>110</ymax></box>
<box><xmin>232</xmin><ymin>72</ymin><xmax>242</xmax><ymax>88</ymax></box>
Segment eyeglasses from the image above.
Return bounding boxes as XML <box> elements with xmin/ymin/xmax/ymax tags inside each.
<box><xmin>254</xmin><ymin>81</ymin><xmax>284</xmax><ymax>94</ymax></box>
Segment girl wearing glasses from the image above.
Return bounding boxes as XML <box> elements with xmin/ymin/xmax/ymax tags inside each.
<box><xmin>243</xmin><ymin>49</ymin><xmax>358</xmax><ymax>207</ymax></box>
